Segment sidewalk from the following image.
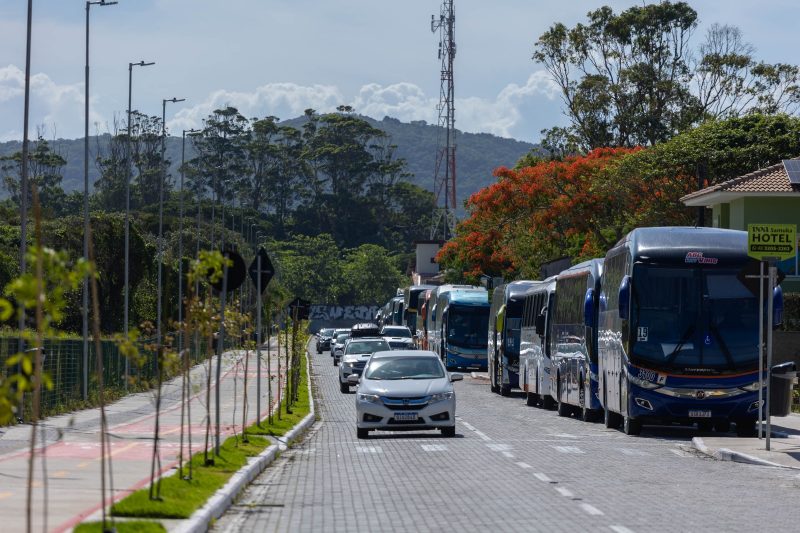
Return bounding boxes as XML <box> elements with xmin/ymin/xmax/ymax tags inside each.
<box><xmin>692</xmin><ymin>413</ymin><xmax>800</xmax><ymax>469</ymax></box>
<box><xmin>0</xmin><ymin>343</ymin><xmax>282</xmax><ymax>533</ymax></box>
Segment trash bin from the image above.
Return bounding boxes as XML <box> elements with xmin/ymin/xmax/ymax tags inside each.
<box><xmin>770</xmin><ymin>362</ymin><xmax>796</xmax><ymax>417</ymax></box>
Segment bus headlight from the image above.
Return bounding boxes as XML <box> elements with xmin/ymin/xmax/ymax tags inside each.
<box><xmin>739</xmin><ymin>382</ymin><xmax>761</xmax><ymax>392</ymax></box>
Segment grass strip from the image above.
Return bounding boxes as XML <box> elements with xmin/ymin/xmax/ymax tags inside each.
<box><xmin>108</xmin><ymin>349</ymin><xmax>310</xmax><ymax>520</ymax></box>
<box><xmin>74</xmin><ymin>520</ymin><xmax>166</xmax><ymax>532</ymax></box>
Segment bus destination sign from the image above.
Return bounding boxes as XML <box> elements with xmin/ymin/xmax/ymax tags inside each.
<box><xmin>747</xmin><ymin>224</ymin><xmax>796</xmax><ymax>261</ymax></box>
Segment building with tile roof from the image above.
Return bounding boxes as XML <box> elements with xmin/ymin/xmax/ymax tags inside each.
<box><xmin>681</xmin><ymin>159</ymin><xmax>800</xmax><ymax>291</ymax></box>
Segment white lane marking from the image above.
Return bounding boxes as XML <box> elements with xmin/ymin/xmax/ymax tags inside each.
<box><xmin>502</xmin><ymin>451</ymin><xmax>515</xmax><ymax>459</ymax></box>
<box><xmin>550</xmin><ymin>433</ymin><xmax>579</xmax><ymax>439</ymax></box>
<box><xmin>486</xmin><ymin>443</ymin><xmax>512</xmax><ymax>452</ymax></box>
<box><xmin>355</xmin><ymin>446</ymin><xmax>382</xmax><ymax>454</ymax></box>
<box><xmin>421</xmin><ymin>444</ymin><xmax>447</xmax><ymax>452</ymax></box>
<box><xmin>461</xmin><ymin>421</ymin><xmax>476</xmax><ymax>431</ymax></box>
<box><xmin>516</xmin><ymin>462</ymin><xmax>532</xmax><ymax>469</ymax></box>
<box><xmin>670</xmin><ymin>448</ymin><xmax>692</xmax><ymax>458</ymax></box>
<box><xmin>553</xmin><ymin>445</ymin><xmax>584</xmax><ymax>454</ymax></box>
<box><xmin>580</xmin><ymin>503</ymin><xmax>604</xmax><ymax>516</ymax></box>
<box><xmin>474</xmin><ymin>430</ymin><xmax>492</xmax><ymax>441</ymax></box>
<box><xmin>620</xmin><ymin>448</ymin><xmax>650</xmax><ymax>456</ymax></box>
<box><xmin>555</xmin><ymin>487</ymin><xmax>574</xmax><ymax>498</ymax></box>
<box><xmin>533</xmin><ymin>472</ymin><xmax>553</xmax><ymax>483</ymax></box>
<box><xmin>610</xmin><ymin>526</ymin><xmax>635</xmax><ymax>533</ymax></box>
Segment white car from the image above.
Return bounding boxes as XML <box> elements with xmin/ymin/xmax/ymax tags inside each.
<box><xmin>338</xmin><ymin>337</ymin><xmax>391</xmax><ymax>393</ymax></box>
<box><xmin>331</xmin><ymin>332</ymin><xmax>350</xmax><ymax>366</ymax></box>
<box><xmin>350</xmin><ymin>350</ymin><xmax>463</xmax><ymax>439</ymax></box>
<box><xmin>380</xmin><ymin>325</ymin><xmax>415</xmax><ymax>350</ymax></box>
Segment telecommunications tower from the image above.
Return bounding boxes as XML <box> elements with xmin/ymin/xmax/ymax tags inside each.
<box><xmin>430</xmin><ymin>0</ymin><xmax>456</xmax><ymax>240</ymax></box>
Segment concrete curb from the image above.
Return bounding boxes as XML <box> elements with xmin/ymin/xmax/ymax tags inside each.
<box><xmin>171</xmin><ymin>349</ymin><xmax>316</xmax><ymax>533</ymax></box>
<box><xmin>691</xmin><ymin>437</ymin><xmax>800</xmax><ymax>471</ymax></box>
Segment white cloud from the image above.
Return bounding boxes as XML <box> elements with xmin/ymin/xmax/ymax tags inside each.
<box><xmin>0</xmin><ymin>64</ymin><xmax>106</xmax><ymax>141</ymax></box>
<box><xmin>168</xmin><ymin>71</ymin><xmax>559</xmax><ymax>141</ymax></box>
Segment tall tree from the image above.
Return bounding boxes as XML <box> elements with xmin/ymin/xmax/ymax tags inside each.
<box><xmin>1</xmin><ymin>135</ymin><xmax>67</xmax><ymax>212</ymax></box>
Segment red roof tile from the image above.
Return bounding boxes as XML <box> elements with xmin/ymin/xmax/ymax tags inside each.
<box><xmin>680</xmin><ymin>159</ymin><xmax>800</xmax><ymax>203</ymax></box>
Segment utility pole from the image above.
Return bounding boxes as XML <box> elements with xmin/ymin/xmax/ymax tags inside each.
<box><xmin>430</xmin><ymin>0</ymin><xmax>457</xmax><ymax>241</ymax></box>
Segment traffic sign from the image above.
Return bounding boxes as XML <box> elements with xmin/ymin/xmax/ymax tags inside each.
<box><xmin>747</xmin><ymin>224</ymin><xmax>796</xmax><ymax>261</ymax></box>
<box><xmin>288</xmin><ymin>297</ymin><xmax>311</xmax><ymax>320</ymax></box>
<box><xmin>210</xmin><ymin>249</ymin><xmax>246</xmax><ymax>292</ymax></box>
<box><xmin>737</xmin><ymin>259</ymin><xmax>786</xmax><ymax>297</ymax></box>
<box><xmin>248</xmin><ymin>248</ymin><xmax>275</xmax><ymax>293</ymax></box>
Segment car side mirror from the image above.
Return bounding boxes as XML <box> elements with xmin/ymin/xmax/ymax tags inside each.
<box><xmin>618</xmin><ymin>275</ymin><xmax>631</xmax><ymax>320</ymax></box>
<box><xmin>774</xmin><ymin>285</ymin><xmax>784</xmax><ymax>329</ymax></box>
<box><xmin>450</xmin><ymin>373</ymin><xmax>463</xmax><ymax>382</ymax></box>
<box><xmin>584</xmin><ymin>288</ymin><xmax>595</xmax><ymax>329</ymax></box>
<box><xmin>347</xmin><ymin>374</ymin><xmax>360</xmax><ymax>385</ymax></box>
<box><xmin>535</xmin><ymin>312</ymin><xmax>546</xmax><ymax>336</ymax></box>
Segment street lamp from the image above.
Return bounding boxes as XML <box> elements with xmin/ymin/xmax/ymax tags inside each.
<box><xmin>19</xmin><ymin>0</ymin><xmax>32</xmax><ymax>359</ymax></box>
<box><xmin>178</xmin><ymin>128</ymin><xmax>200</xmax><ymax>359</ymax></box>
<box><xmin>156</xmin><ymin>97</ymin><xmax>185</xmax><ymax>362</ymax></box>
<box><xmin>83</xmin><ymin>0</ymin><xmax>117</xmax><ymax>401</ymax></box>
<box><xmin>124</xmin><ymin>60</ymin><xmax>154</xmax><ymax>389</ymax></box>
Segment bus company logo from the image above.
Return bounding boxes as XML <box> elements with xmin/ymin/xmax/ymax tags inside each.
<box><xmin>685</xmin><ymin>251</ymin><xmax>718</xmax><ymax>265</ymax></box>
<box><xmin>695</xmin><ymin>390</ymin><xmax>706</xmax><ymax>400</ymax></box>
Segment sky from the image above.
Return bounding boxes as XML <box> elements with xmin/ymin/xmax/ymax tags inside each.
<box><xmin>1</xmin><ymin>0</ymin><xmax>798</xmax><ymax>143</ymax></box>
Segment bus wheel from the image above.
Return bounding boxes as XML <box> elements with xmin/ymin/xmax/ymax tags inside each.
<box><xmin>526</xmin><ymin>392</ymin><xmax>539</xmax><ymax>407</ymax></box>
<box><xmin>579</xmin><ymin>381</ymin><xmax>595</xmax><ymax>422</ymax></box>
<box><xmin>623</xmin><ymin>414</ymin><xmax>641</xmax><ymax>436</ymax></box>
<box><xmin>556</xmin><ymin>380</ymin><xmax>570</xmax><ymax>417</ymax></box>
<box><xmin>603</xmin><ymin>390</ymin><xmax>620</xmax><ymax>429</ymax></box>
<box><xmin>542</xmin><ymin>394</ymin><xmax>556</xmax><ymax>410</ymax></box>
<box><xmin>735</xmin><ymin>419</ymin><xmax>757</xmax><ymax>437</ymax></box>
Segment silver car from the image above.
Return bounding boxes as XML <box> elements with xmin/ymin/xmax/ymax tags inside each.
<box><xmin>331</xmin><ymin>332</ymin><xmax>350</xmax><ymax>366</ymax></box>
<box><xmin>350</xmin><ymin>350</ymin><xmax>463</xmax><ymax>439</ymax></box>
<box><xmin>380</xmin><ymin>325</ymin><xmax>415</xmax><ymax>350</ymax></box>
<box><xmin>338</xmin><ymin>337</ymin><xmax>391</xmax><ymax>393</ymax></box>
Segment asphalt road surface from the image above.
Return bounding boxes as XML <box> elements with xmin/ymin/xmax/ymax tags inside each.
<box><xmin>215</xmin><ymin>346</ymin><xmax>800</xmax><ymax>532</ymax></box>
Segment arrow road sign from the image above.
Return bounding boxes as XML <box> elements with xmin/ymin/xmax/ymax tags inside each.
<box><xmin>248</xmin><ymin>247</ymin><xmax>275</xmax><ymax>293</ymax></box>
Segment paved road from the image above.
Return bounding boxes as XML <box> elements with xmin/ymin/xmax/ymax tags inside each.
<box><xmin>0</xmin><ymin>343</ymin><xmax>282</xmax><ymax>533</ymax></box>
<box><xmin>216</xmin><ymin>346</ymin><xmax>800</xmax><ymax>532</ymax></box>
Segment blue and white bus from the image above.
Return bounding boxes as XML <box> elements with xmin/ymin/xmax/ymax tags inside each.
<box><xmin>430</xmin><ymin>287</ymin><xmax>490</xmax><ymax>370</ymax></box>
<box><xmin>598</xmin><ymin>227</ymin><xmax>782</xmax><ymax>436</ymax></box>
<box><xmin>488</xmin><ymin>281</ymin><xmax>539</xmax><ymax>396</ymax></box>
<box><xmin>519</xmin><ymin>277</ymin><xmax>557</xmax><ymax>408</ymax></box>
<box><xmin>426</xmin><ymin>284</ymin><xmax>476</xmax><ymax>353</ymax></box>
<box><xmin>551</xmin><ymin>259</ymin><xmax>604</xmax><ymax>421</ymax></box>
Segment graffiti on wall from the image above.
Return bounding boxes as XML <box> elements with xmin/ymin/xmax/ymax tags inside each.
<box><xmin>310</xmin><ymin>305</ymin><xmax>380</xmax><ymax>322</ymax></box>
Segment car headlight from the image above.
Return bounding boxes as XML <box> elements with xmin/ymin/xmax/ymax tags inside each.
<box><xmin>357</xmin><ymin>393</ymin><xmax>381</xmax><ymax>404</ymax></box>
<box><xmin>628</xmin><ymin>374</ymin><xmax>661</xmax><ymax>390</ymax></box>
<box><xmin>739</xmin><ymin>381</ymin><xmax>761</xmax><ymax>392</ymax></box>
<box><xmin>343</xmin><ymin>361</ymin><xmax>355</xmax><ymax>368</ymax></box>
<box><xmin>430</xmin><ymin>391</ymin><xmax>454</xmax><ymax>403</ymax></box>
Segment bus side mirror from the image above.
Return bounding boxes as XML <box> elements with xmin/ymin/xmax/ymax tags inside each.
<box><xmin>535</xmin><ymin>312</ymin><xmax>546</xmax><ymax>336</ymax></box>
<box><xmin>618</xmin><ymin>275</ymin><xmax>631</xmax><ymax>320</ymax></box>
<box><xmin>774</xmin><ymin>285</ymin><xmax>783</xmax><ymax>329</ymax></box>
<box><xmin>584</xmin><ymin>288</ymin><xmax>595</xmax><ymax>329</ymax></box>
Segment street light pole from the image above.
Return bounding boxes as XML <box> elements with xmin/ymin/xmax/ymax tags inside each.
<box><xmin>178</xmin><ymin>129</ymin><xmax>199</xmax><ymax>361</ymax></box>
<box><xmin>157</xmin><ymin>97</ymin><xmax>185</xmax><ymax>365</ymax></box>
<box><xmin>125</xmin><ymin>60</ymin><xmax>154</xmax><ymax>389</ymax></box>
<box><xmin>83</xmin><ymin>0</ymin><xmax>117</xmax><ymax>400</ymax></box>
<box><xmin>19</xmin><ymin>0</ymin><xmax>32</xmax><ymax>359</ymax></box>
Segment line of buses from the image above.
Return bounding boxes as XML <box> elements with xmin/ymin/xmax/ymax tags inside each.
<box><xmin>378</xmin><ymin>227</ymin><xmax>785</xmax><ymax>436</ymax></box>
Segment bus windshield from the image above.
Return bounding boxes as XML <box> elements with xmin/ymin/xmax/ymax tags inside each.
<box><xmin>447</xmin><ymin>306</ymin><xmax>489</xmax><ymax>349</ymax></box>
<box><xmin>630</xmin><ymin>265</ymin><xmax>758</xmax><ymax>373</ymax></box>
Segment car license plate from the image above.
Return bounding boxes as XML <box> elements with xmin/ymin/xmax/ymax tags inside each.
<box><xmin>689</xmin><ymin>410</ymin><xmax>711</xmax><ymax>418</ymax></box>
<box><xmin>394</xmin><ymin>412</ymin><xmax>418</xmax><ymax>422</ymax></box>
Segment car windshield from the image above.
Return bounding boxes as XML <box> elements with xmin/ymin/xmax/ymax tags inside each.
<box><xmin>320</xmin><ymin>328</ymin><xmax>334</xmax><ymax>336</ymax></box>
<box><xmin>365</xmin><ymin>356</ymin><xmax>445</xmax><ymax>380</ymax></box>
<box><xmin>335</xmin><ymin>334</ymin><xmax>349</xmax><ymax>343</ymax></box>
<box><xmin>631</xmin><ymin>265</ymin><xmax>758</xmax><ymax>373</ymax></box>
<box><xmin>381</xmin><ymin>326</ymin><xmax>411</xmax><ymax>338</ymax></box>
<box><xmin>447</xmin><ymin>307</ymin><xmax>489</xmax><ymax>348</ymax></box>
<box><xmin>345</xmin><ymin>340</ymin><xmax>390</xmax><ymax>354</ymax></box>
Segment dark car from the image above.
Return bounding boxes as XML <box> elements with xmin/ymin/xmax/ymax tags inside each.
<box><xmin>316</xmin><ymin>328</ymin><xmax>336</xmax><ymax>353</ymax></box>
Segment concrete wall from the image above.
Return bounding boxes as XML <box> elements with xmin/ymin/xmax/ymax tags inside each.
<box><xmin>415</xmin><ymin>243</ymin><xmax>441</xmax><ymax>276</ymax></box>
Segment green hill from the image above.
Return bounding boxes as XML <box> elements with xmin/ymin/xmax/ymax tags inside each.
<box><xmin>0</xmin><ymin>116</ymin><xmax>537</xmax><ymax>209</ymax></box>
